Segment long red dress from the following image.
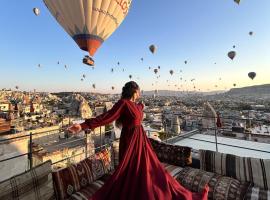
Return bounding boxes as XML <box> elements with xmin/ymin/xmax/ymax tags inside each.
<box><xmin>80</xmin><ymin>99</ymin><xmax>208</xmax><ymax>200</ymax></box>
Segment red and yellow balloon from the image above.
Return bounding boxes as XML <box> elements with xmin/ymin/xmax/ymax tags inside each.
<box><xmin>44</xmin><ymin>0</ymin><xmax>132</xmax><ymax>59</ymax></box>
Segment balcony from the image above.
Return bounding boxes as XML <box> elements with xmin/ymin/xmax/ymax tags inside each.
<box><xmin>0</xmin><ymin>115</ymin><xmax>270</xmax><ymax>176</ymax></box>
<box><xmin>0</xmin><ymin>115</ymin><xmax>269</xmax><ymax>199</ymax></box>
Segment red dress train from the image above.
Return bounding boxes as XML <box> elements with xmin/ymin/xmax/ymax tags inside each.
<box><xmin>80</xmin><ymin>99</ymin><xmax>208</xmax><ymax>200</ymax></box>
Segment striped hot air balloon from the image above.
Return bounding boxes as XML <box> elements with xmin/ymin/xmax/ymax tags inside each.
<box><xmin>43</xmin><ymin>0</ymin><xmax>132</xmax><ymax>65</ymax></box>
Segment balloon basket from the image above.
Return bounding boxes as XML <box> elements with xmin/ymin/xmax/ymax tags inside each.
<box><xmin>83</xmin><ymin>56</ymin><xmax>95</xmax><ymax>66</ymax></box>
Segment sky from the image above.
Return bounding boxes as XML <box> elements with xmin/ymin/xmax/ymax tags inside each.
<box><xmin>0</xmin><ymin>0</ymin><xmax>270</xmax><ymax>93</ymax></box>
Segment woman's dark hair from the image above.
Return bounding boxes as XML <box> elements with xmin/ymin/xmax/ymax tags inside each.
<box><xmin>116</xmin><ymin>81</ymin><xmax>139</xmax><ymax>129</ymax></box>
<box><xmin>121</xmin><ymin>81</ymin><xmax>139</xmax><ymax>99</ymax></box>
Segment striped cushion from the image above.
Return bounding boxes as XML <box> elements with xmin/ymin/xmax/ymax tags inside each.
<box><xmin>162</xmin><ymin>163</ymin><xmax>183</xmax><ymax>178</ymax></box>
<box><xmin>0</xmin><ymin>160</ymin><xmax>55</xmax><ymax>200</ymax></box>
<box><xmin>68</xmin><ymin>174</ymin><xmax>111</xmax><ymax>200</ymax></box>
<box><xmin>149</xmin><ymin>138</ymin><xmax>192</xmax><ymax>167</ymax></box>
<box><xmin>245</xmin><ymin>187</ymin><xmax>270</xmax><ymax>200</ymax></box>
<box><xmin>53</xmin><ymin>157</ymin><xmax>106</xmax><ymax>199</ymax></box>
<box><xmin>200</xmin><ymin>149</ymin><xmax>270</xmax><ymax>190</ymax></box>
<box><xmin>177</xmin><ymin>167</ymin><xmax>250</xmax><ymax>200</ymax></box>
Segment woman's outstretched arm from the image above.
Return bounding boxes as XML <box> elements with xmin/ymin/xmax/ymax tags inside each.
<box><xmin>80</xmin><ymin>99</ymin><xmax>126</xmax><ymax>130</ymax></box>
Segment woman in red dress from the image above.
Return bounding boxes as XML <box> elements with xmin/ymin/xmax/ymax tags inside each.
<box><xmin>68</xmin><ymin>81</ymin><xmax>208</xmax><ymax>200</ymax></box>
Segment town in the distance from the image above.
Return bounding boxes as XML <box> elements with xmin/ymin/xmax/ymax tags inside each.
<box><xmin>1</xmin><ymin>83</ymin><xmax>270</xmax><ymax>181</ymax></box>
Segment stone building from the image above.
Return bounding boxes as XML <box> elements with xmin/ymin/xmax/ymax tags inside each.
<box><xmin>171</xmin><ymin>116</ymin><xmax>181</xmax><ymax>134</ymax></box>
<box><xmin>201</xmin><ymin>101</ymin><xmax>217</xmax><ymax>130</ymax></box>
<box><xmin>32</xmin><ymin>134</ymin><xmax>94</xmax><ymax>169</ymax></box>
<box><xmin>79</xmin><ymin>100</ymin><xmax>92</xmax><ymax>119</ymax></box>
<box><xmin>68</xmin><ymin>94</ymin><xmax>92</xmax><ymax>118</ymax></box>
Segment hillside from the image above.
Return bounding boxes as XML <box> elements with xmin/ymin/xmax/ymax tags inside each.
<box><xmin>227</xmin><ymin>84</ymin><xmax>270</xmax><ymax>96</ymax></box>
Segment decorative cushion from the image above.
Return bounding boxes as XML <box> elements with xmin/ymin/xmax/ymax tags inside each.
<box><xmin>162</xmin><ymin>163</ymin><xmax>183</xmax><ymax>178</ymax></box>
<box><xmin>177</xmin><ymin>167</ymin><xmax>250</xmax><ymax>200</ymax></box>
<box><xmin>89</xmin><ymin>157</ymin><xmax>107</xmax><ymax>181</ymax></box>
<box><xmin>68</xmin><ymin>174</ymin><xmax>111</xmax><ymax>200</ymax></box>
<box><xmin>177</xmin><ymin>167</ymin><xmax>214</xmax><ymax>194</ymax></box>
<box><xmin>53</xmin><ymin>156</ymin><xmax>106</xmax><ymax>200</ymax></box>
<box><xmin>200</xmin><ymin>149</ymin><xmax>270</xmax><ymax>190</ymax></box>
<box><xmin>245</xmin><ymin>187</ymin><xmax>270</xmax><ymax>200</ymax></box>
<box><xmin>0</xmin><ymin>160</ymin><xmax>55</xmax><ymax>200</ymax></box>
<box><xmin>95</xmin><ymin>147</ymin><xmax>113</xmax><ymax>173</ymax></box>
<box><xmin>149</xmin><ymin>138</ymin><xmax>192</xmax><ymax>167</ymax></box>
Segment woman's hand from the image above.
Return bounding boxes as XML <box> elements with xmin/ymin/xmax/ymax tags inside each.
<box><xmin>67</xmin><ymin>124</ymin><xmax>82</xmax><ymax>134</ymax></box>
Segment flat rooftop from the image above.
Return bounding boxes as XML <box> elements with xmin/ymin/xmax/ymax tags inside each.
<box><xmin>39</xmin><ymin>137</ymin><xmax>85</xmax><ymax>154</ymax></box>
<box><xmin>173</xmin><ymin>134</ymin><xmax>270</xmax><ymax>159</ymax></box>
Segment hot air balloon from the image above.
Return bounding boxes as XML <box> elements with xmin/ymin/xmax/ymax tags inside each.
<box><xmin>92</xmin><ymin>84</ymin><xmax>96</xmax><ymax>89</ymax></box>
<box><xmin>184</xmin><ymin>61</ymin><xmax>187</xmax><ymax>64</ymax></box>
<box><xmin>82</xmin><ymin>74</ymin><xmax>86</xmax><ymax>78</ymax></box>
<box><xmin>149</xmin><ymin>45</ymin><xmax>156</xmax><ymax>54</ymax></box>
<box><xmin>248</xmin><ymin>72</ymin><xmax>256</xmax><ymax>80</ymax></box>
<box><xmin>158</xmin><ymin>66</ymin><xmax>161</xmax><ymax>70</ymax></box>
<box><xmin>15</xmin><ymin>86</ymin><xmax>19</xmax><ymax>90</ymax></box>
<box><xmin>233</xmin><ymin>45</ymin><xmax>236</xmax><ymax>49</ymax></box>
<box><xmin>233</xmin><ymin>83</ymin><xmax>236</xmax><ymax>87</ymax></box>
<box><xmin>117</xmin><ymin>62</ymin><xmax>120</xmax><ymax>66</ymax></box>
<box><xmin>129</xmin><ymin>75</ymin><xmax>132</xmax><ymax>79</ymax></box>
<box><xmin>38</xmin><ymin>64</ymin><xmax>41</xmax><ymax>68</ymax></box>
<box><xmin>154</xmin><ymin>89</ymin><xmax>158</xmax><ymax>95</ymax></box>
<box><xmin>154</xmin><ymin>69</ymin><xmax>158</xmax><ymax>74</ymax></box>
<box><xmin>81</xmin><ymin>78</ymin><xmax>84</xmax><ymax>81</ymax></box>
<box><xmin>169</xmin><ymin>70</ymin><xmax>174</xmax><ymax>75</ymax></box>
<box><xmin>111</xmin><ymin>68</ymin><xmax>114</xmax><ymax>73</ymax></box>
<box><xmin>148</xmin><ymin>67</ymin><xmax>151</xmax><ymax>70</ymax></box>
<box><xmin>64</xmin><ymin>65</ymin><xmax>67</xmax><ymax>69</ymax></box>
<box><xmin>112</xmin><ymin>86</ymin><xmax>115</xmax><ymax>90</ymax></box>
<box><xmin>234</xmin><ymin>0</ymin><xmax>240</xmax><ymax>5</ymax></box>
<box><xmin>43</xmin><ymin>0</ymin><xmax>132</xmax><ymax>66</ymax></box>
<box><xmin>228</xmin><ymin>51</ymin><xmax>236</xmax><ymax>60</ymax></box>
<box><xmin>191</xmin><ymin>79</ymin><xmax>195</xmax><ymax>82</ymax></box>
<box><xmin>33</xmin><ymin>8</ymin><xmax>40</xmax><ymax>16</ymax></box>
<box><xmin>249</xmin><ymin>31</ymin><xmax>253</xmax><ymax>36</ymax></box>
<box><xmin>122</xmin><ymin>68</ymin><xmax>125</xmax><ymax>72</ymax></box>
<box><xmin>57</xmin><ymin>61</ymin><xmax>60</xmax><ymax>64</ymax></box>
<box><xmin>141</xmin><ymin>58</ymin><xmax>143</xmax><ymax>62</ymax></box>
